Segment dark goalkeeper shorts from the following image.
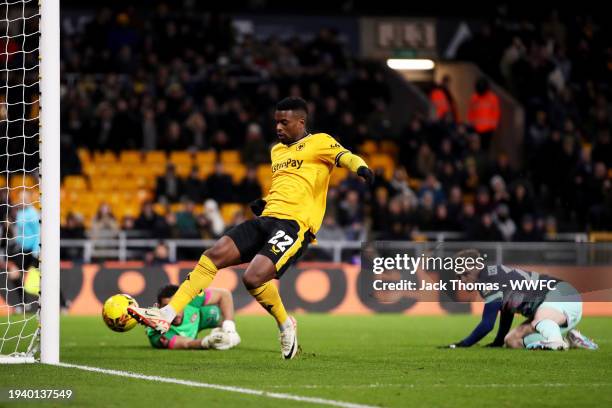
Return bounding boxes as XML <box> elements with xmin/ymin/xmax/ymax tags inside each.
<box><xmin>224</xmin><ymin>216</ymin><xmax>314</xmax><ymax>278</ymax></box>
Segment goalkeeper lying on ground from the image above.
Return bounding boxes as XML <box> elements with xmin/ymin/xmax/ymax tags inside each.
<box><xmin>147</xmin><ymin>285</ymin><xmax>240</xmax><ymax>350</ymax></box>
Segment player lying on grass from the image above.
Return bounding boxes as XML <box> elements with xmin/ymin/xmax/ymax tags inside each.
<box><xmin>444</xmin><ymin>250</ymin><xmax>598</xmax><ymax>351</ymax></box>
<box><xmin>147</xmin><ymin>285</ymin><xmax>240</xmax><ymax>350</ymax></box>
<box><xmin>129</xmin><ymin>96</ymin><xmax>374</xmax><ymax>359</ymax></box>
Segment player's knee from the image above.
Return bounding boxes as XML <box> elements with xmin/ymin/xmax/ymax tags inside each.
<box><xmin>242</xmin><ymin>273</ymin><xmax>264</xmax><ymax>290</ymax></box>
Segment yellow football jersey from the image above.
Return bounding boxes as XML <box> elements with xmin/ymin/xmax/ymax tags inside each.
<box><xmin>261</xmin><ymin>133</ymin><xmax>349</xmax><ymax>235</ymax></box>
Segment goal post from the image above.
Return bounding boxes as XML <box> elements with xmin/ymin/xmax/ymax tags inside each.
<box><xmin>39</xmin><ymin>0</ymin><xmax>60</xmax><ymax>364</ymax></box>
<box><xmin>0</xmin><ymin>0</ymin><xmax>60</xmax><ymax>364</ymax></box>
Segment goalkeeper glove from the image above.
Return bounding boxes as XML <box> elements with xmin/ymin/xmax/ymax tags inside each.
<box><xmin>357</xmin><ymin>166</ymin><xmax>374</xmax><ymax>185</ymax></box>
<box><xmin>201</xmin><ymin>329</ymin><xmax>232</xmax><ymax>350</ymax></box>
<box><xmin>249</xmin><ymin>198</ymin><xmax>267</xmax><ymax>216</ymax></box>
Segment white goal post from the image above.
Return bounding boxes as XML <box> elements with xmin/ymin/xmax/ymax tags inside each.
<box><xmin>0</xmin><ymin>0</ymin><xmax>59</xmax><ymax>364</ymax></box>
<box><xmin>39</xmin><ymin>0</ymin><xmax>60</xmax><ymax>365</ymax></box>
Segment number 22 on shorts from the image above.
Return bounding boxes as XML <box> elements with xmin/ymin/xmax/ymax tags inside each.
<box><xmin>268</xmin><ymin>230</ymin><xmax>294</xmax><ymax>253</ymax></box>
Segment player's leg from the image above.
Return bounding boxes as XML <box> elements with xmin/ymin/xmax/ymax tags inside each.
<box><xmin>243</xmin><ymin>218</ymin><xmax>312</xmax><ymax>359</ymax></box>
<box><xmin>504</xmin><ymin>321</ymin><xmax>535</xmax><ymax>349</ymax></box>
<box><xmin>528</xmin><ymin>282</ymin><xmax>582</xmax><ymax>350</ymax></box>
<box><xmin>243</xmin><ymin>255</ymin><xmax>291</xmax><ymax>329</ymax></box>
<box><xmin>243</xmin><ymin>254</ymin><xmax>299</xmax><ymax>359</ymax></box>
<box><xmin>164</xmin><ymin>237</ymin><xmax>241</xmax><ymax>319</ymax></box>
<box><xmin>129</xmin><ymin>220</ymin><xmax>261</xmax><ymax>332</ymax></box>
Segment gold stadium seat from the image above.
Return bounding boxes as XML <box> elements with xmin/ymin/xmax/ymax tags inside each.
<box><xmin>220</xmin><ymin>150</ymin><xmax>240</xmax><ymax>164</ymax></box>
<box><xmin>105</xmin><ymin>164</ymin><xmax>129</xmax><ymax>178</ymax></box>
<box><xmin>380</xmin><ymin>140</ymin><xmax>399</xmax><ymax>157</ymax></box>
<box><xmin>63</xmin><ymin>175</ymin><xmax>88</xmax><ymax>190</ymax></box>
<box><xmin>93</xmin><ymin>151</ymin><xmax>118</xmax><ymax>164</ymax></box>
<box><xmin>170</xmin><ymin>151</ymin><xmax>193</xmax><ymax>165</ymax></box>
<box><xmin>368</xmin><ymin>154</ymin><xmax>395</xmax><ymax>180</ymax></box>
<box><xmin>174</xmin><ymin>162</ymin><xmax>192</xmax><ymax>178</ymax></box>
<box><xmin>330</xmin><ymin>167</ymin><xmax>349</xmax><ymax>187</ymax></box>
<box><xmin>198</xmin><ymin>163</ymin><xmax>215</xmax><ymax>180</ymax></box>
<box><xmin>225</xmin><ymin>164</ymin><xmax>247</xmax><ymax>183</ymax></box>
<box><xmin>220</xmin><ymin>203</ymin><xmax>244</xmax><ymax>224</ymax></box>
<box><xmin>9</xmin><ymin>174</ymin><xmax>38</xmax><ymax>189</ymax></box>
<box><xmin>170</xmin><ymin>203</ymin><xmax>184</xmax><ymax>213</ymax></box>
<box><xmin>77</xmin><ymin>148</ymin><xmax>91</xmax><ymax>164</ymax></box>
<box><xmin>144</xmin><ymin>151</ymin><xmax>167</xmax><ymax>165</ymax></box>
<box><xmin>195</xmin><ymin>151</ymin><xmax>217</xmax><ymax>165</ymax></box>
<box><xmin>119</xmin><ymin>150</ymin><xmax>143</xmax><ymax>164</ymax></box>
<box><xmin>359</xmin><ymin>140</ymin><xmax>378</xmax><ymax>155</ymax></box>
<box><xmin>153</xmin><ymin>203</ymin><xmax>168</xmax><ymax>216</ymax></box>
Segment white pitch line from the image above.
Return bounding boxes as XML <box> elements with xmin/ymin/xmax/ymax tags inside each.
<box><xmin>269</xmin><ymin>383</ymin><xmax>612</xmax><ymax>389</ymax></box>
<box><xmin>55</xmin><ymin>362</ymin><xmax>379</xmax><ymax>408</ymax></box>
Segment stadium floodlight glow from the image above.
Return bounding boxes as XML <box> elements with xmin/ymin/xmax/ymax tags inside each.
<box><xmin>386</xmin><ymin>58</ymin><xmax>435</xmax><ymax>70</ymax></box>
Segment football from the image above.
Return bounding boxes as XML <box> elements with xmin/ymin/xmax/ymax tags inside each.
<box><xmin>102</xmin><ymin>294</ymin><xmax>139</xmax><ymax>332</ymax></box>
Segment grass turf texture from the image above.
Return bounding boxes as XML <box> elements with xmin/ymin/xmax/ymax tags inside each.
<box><xmin>1</xmin><ymin>314</ymin><xmax>611</xmax><ymax>407</ymax></box>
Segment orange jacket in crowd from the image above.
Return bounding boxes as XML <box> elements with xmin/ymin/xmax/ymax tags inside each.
<box><xmin>430</xmin><ymin>88</ymin><xmax>457</xmax><ymax>121</ymax></box>
<box><xmin>467</xmin><ymin>90</ymin><xmax>500</xmax><ymax>134</ymax></box>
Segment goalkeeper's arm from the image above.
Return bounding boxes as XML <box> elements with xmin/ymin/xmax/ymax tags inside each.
<box><xmin>337</xmin><ymin>152</ymin><xmax>374</xmax><ymax>184</ymax></box>
<box><xmin>166</xmin><ymin>335</ymin><xmax>208</xmax><ymax>350</ymax></box>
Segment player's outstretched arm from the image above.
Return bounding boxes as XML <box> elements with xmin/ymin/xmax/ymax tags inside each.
<box><xmin>166</xmin><ymin>335</ymin><xmax>208</xmax><ymax>350</ymax></box>
<box><xmin>485</xmin><ymin>308</ymin><xmax>514</xmax><ymax>347</ymax></box>
<box><xmin>206</xmin><ymin>288</ymin><xmax>235</xmax><ymax>322</ymax></box>
<box><xmin>337</xmin><ymin>152</ymin><xmax>374</xmax><ymax>185</ymax></box>
<box><xmin>443</xmin><ymin>300</ymin><xmax>501</xmax><ymax>348</ymax></box>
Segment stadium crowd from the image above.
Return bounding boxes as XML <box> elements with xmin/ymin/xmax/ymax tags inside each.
<box><xmin>54</xmin><ymin>4</ymin><xmax>611</xmax><ymax>249</ymax></box>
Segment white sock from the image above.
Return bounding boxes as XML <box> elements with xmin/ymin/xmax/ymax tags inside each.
<box><xmin>222</xmin><ymin>320</ymin><xmax>236</xmax><ymax>333</ymax></box>
<box><xmin>279</xmin><ymin>318</ymin><xmax>292</xmax><ymax>332</ymax></box>
<box><xmin>160</xmin><ymin>305</ymin><xmax>177</xmax><ymax>322</ymax></box>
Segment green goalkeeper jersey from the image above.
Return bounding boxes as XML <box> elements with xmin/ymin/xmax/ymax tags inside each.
<box><xmin>147</xmin><ymin>290</ymin><xmax>221</xmax><ymax>349</ymax></box>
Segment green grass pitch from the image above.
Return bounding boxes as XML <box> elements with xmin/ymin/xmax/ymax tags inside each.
<box><xmin>2</xmin><ymin>314</ymin><xmax>612</xmax><ymax>407</ymax></box>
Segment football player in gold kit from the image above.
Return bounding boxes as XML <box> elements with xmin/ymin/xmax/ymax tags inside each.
<box><xmin>128</xmin><ymin>97</ymin><xmax>373</xmax><ymax>359</ymax></box>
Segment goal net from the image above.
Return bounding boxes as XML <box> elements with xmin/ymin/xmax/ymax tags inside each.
<box><xmin>0</xmin><ymin>0</ymin><xmax>59</xmax><ymax>364</ymax></box>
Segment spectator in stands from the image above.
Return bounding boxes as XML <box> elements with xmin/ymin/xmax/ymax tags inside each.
<box><xmin>429</xmin><ymin>75</ymin><xmax>457</xmax><ymax>122</ymax></box>
<box><xmin>389</xmin><ymin>167</ymin><xmax>417</xmax><ymax>206</ymax></box>
<box><xmin>415</xmin><ymin>191</ymin><xmax>436</xmax><ymax>230</ymax></box>
<box><xmin>490</xmin><ymin>175</ymin><xmax>510</xmax><ymax>206</ymax></box>
<box><xmin>509</xmin><ymin>182</ymin><xmax>534</xmax><ymax>223</ymax></box>
<box><xmin>514</xmin><ymin>214</ymin><xmax>544</xmax><ymax>241</ymax></box>
<box><xmin>380</xmin><ymin>197</ymin><xmax>412</xmax><ymax>240</ymax></box>
<box><xmin>183</xmin><ymin>166</ymin><xmax>205</xmax><ymax>203</ymax></box>
<box><xmin>205</xmin><ymin>162</ymin><xmax>234</xmax><ymax>204</ymax></box>
<box><xmin>371</xmin><ymin>187</ymin><xmax>390</xmax><ymax>234</ymax></box>
<box><xmin>415</xmin><ymin>143</ymin><xmax>436</xmax><ymax>178</ymax></box>
<box><xmin>432</xmin><ymin>204</ymin><xmax>455</xmax><ymax>231</ymax></box>
<box><xmin>493</xmin><ymin>204</ymin><xmax>516</xmax><ymax>241</ymax></box>
<box><xmin>337</xmin><ymin>190</ymin><xmax>365</xmax><ymax>240</ymax></box>
<box><xmin>145</xmin><ymin>242</ymin><xmax>171</xmax><ymax>265</ymax></box>
<box><xmin>470</xmin><ymin>213</ymin><xmax>503</xmax><ymax>241</ymax></box>
<box><xmin>89</xmin><ymin>202</ymin><xmax>119</xmax><ymax>239</ymax></box>
<box><xmin>236</xmin><ymin>167</ymin><xmax>262</xmax><ymax>204</ymax></box>
<box><xmin>446</xmin><ymin>185</ymin><xmax>464</xmax><ymax>221</ymax></box>
<box><xmin>135</xmin><ymin>201</ymin><xmax>168</xmax><ymax>238</ymax></box>
<box><xmin>175</xmin><ymin>200</ymin><xmax>199</xmax><ymax>239</ymax></box>
<box><xmin>203</xmin><ymin>199</ymin><xmax>225</xmax><ymax>238</ymax></box>
<box><xmin>121</xmin><ymin>215</ymin><xmax>137</xmax><ymax>233</ymax></box>
<box><xmin>61</xmin><ymin>212</ymin><xmax>86</xmax><ymax>239</ymax></box>
<box><xmin>156</xmin><ymin>163</ymin><xmax>183</xmax><ymax>204</ymax></box>
<box><xmin>241</xmin><ymin>123</ymin><xmax>269</xmax><ymax>166</ymax></box>
<box><xmin>418</xmin><ymin>174</ymin><xmax>445</xmax><ymax>206</ymax></box>
<box><xmin>467</xmin><ymin>77</ymin><xmax>500</xmax><ymax>152</ymax></box>
<box><xmin>184</xmin><ymin>112</ymin><xmax>208</xmax><ymax>150</ymax></box>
